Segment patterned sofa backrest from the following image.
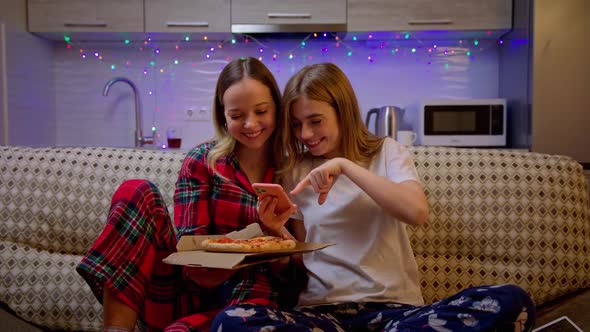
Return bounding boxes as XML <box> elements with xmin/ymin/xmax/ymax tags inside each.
<box><xmin>407</xmin><ymin>146</ymin><xmax>590</xmax><ymax>306</ymax></box>
<box><xmin>0</xmin><ymin>146</ymin><xmax>186</xmax><ymax>255</ymax></box>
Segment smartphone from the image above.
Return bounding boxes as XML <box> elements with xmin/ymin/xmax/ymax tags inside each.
<box><xmin>252</xmin><ymin>183</ymin><xmax>294</xmax><ymax>214</ymax></box>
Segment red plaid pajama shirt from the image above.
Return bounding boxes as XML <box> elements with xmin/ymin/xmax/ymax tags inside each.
<box><xmin>77</xmin><ymin>142</ymin><xmax>285</xmax><ymax>331</ymax></box>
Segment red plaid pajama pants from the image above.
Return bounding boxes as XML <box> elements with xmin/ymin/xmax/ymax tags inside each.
<box><xmin>77</xmin><ymin>179</ymin><xmax>275</xmax><ymax>331</ymax></box>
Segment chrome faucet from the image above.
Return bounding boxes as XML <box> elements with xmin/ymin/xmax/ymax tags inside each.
<box><xmin>103</xmin><ymin>77</ymin><xmax>154</xmax><ymax>147</ymax></box>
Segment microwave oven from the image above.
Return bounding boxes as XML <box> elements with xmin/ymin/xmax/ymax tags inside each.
<box><xmin>419</xmin><ymin>98</ymin><xmax>507</xmax><ymax>147</ymax></box>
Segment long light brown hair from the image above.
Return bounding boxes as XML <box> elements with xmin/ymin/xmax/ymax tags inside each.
<box><xmin>280</xmin><ymin>63</ymin><xmax>385</xmax><ymax>173</ymax></box>
<box><xmin>208</xmin><ymin>57</ymin><xmax>284</xmax><ymax>176</ymax></box>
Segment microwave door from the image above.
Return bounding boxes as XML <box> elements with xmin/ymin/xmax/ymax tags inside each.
<box><xmin>422</xmin><ymin>104</ymin><xmax>506</xmax><ymax>146</ymax></box>
<box><xmin>426</xmin><ymin>107</ymin><xmax>485</xmax><ymax>135</ymax></box>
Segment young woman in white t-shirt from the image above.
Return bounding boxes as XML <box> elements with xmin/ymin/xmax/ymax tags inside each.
<box><xmin>210</xmin><ymin>63</ymin><xmax>535</xmax><ymax>332</ymax></box>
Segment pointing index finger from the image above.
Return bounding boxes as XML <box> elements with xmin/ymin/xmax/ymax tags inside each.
<box><xmin>290</xmin><ymin>177</ymin><xmax>311</xmax><ymax>196</ymax></box>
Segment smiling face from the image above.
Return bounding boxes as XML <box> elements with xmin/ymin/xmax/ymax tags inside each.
<box><xmin>223</xmin><ymin>77</ymin><xmax>276</xmax><ymax>152</ymax></box>
<box><xmin>290</xmin><ymin>96</ymin><xmax>342</xmax><ymax>159</ymax></box>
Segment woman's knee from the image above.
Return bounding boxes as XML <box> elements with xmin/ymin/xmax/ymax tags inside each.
<box><xmin>115</xmin><ymin>179</ymin><xmax>162</xmax><ymax>199</ymax></box>
<box><xmin>448</xmin><ymin>284</ymin><xmax>535</xmax><ymax>321</ymax></box>
<box><xmin>210</xmin><ymin>304</ymin><xmax>263</xmax><ymax>331</ymax></box>
<box><xmin>496</xmin><ymin>284</ymin><xmax>534</xmax><ymax>307</ymax></box>
<box><xmin>109</xmin><ymin>179</ymin><xmax>171</xmax><ymax>234</ymax></box>
<box><xmin>492</xmin><ymin>284</ymin><xmax>536</xmax><ymax>331</ymax></box>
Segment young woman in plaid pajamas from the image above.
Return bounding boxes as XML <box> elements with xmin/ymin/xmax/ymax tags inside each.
<box><xmin>210</xmin><ymin>63</ymin><xmax>536</xmax><ymax>331</ymax></box>
<box><xmin>76</xmin><ymin>57</ymin><xmax>302</xmax><ymax>332</ymax></box>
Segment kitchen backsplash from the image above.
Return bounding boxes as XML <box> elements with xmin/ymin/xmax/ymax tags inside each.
<box><xmin>54</xmin><ymin>36</ymin><xmax>500</xmax><ymax>148</ymax></box>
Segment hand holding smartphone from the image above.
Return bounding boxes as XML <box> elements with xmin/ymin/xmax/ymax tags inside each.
<box><xmin>252</xmin><ymin>183</ymin><xmax>294</xmax><ymax>214</ymax></box>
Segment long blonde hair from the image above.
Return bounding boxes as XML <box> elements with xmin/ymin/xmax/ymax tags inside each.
<box><xmin>207</xmin><ymin>57</ymin><xmax>284</xmax><ymax>176</ymax></box>
<box><xmin>280</xmin><ymin>63</ymin><xmax>385</xmax><ymax>173</ymax></box>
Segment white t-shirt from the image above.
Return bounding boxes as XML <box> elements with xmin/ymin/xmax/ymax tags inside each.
<box><xmin>286</xmin><ymin>138</ymin><xmax>424</xmax><ymax>307</ymax></box>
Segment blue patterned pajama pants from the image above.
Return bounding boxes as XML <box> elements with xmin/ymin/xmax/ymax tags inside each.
<box><xmin>210</xmin><ymin>284</ymin><xmax>535</xmax><ymax>332</ymax></box>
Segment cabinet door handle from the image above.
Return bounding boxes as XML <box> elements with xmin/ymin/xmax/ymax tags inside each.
<box><xmin>267</xmin><ymin>13</ymin><xmax>312</xmax><ymax>19</ymax></box>
<box><xmin>63</xmin><ymin>21</ymin><xmax>108</xmax><ymax>28</ymax></box>
<box><xmin>407</xmin><ymin>19</ymin><xmax>453</xmax><ymax>25</ymax></box>
<box><xmin>166</xmin><ymin>21</ymin><xmax>209</xmax><ymax>28</ymax></box>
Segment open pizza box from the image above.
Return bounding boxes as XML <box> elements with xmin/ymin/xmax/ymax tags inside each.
<box><xmin>163</xmin><ymin>223</ymin><xmax>334</xmax><ymax>269</ymax></box>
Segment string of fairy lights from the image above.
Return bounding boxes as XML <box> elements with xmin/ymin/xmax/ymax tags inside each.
<box><xmin>63</xmin><ymin>32</ymin><xmax>502</xmax><ymax>73</ymax></box>
<box><xmin>61</xmin><ymin>32</ymin><xmax>503</xmax><ymax>148</ymax></box>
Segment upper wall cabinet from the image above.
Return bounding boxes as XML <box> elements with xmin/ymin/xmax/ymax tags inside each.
<box><xmin>348</xmin><ymin>0</ymin><xmax>512</xmax><ymax>32</ymax></box>
<box><xmin>28</xmin><ymin>0</ymin><xmax>144</xmax><ymax>32</ymax></box>
<box><xmin>231</xmin><ymin>0</ymin><xmax>347</xmax><ymax>32</ymax></box>
<box><xmin>145</xmin><ymin>0</ymin><xmax>231</xmax><ymax>33</ymax></box>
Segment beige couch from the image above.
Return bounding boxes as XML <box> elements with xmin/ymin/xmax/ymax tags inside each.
<box><xmin>0</xmin><ymin>146</ymin><xmax>589</xmax><ymax>331</ymax></box>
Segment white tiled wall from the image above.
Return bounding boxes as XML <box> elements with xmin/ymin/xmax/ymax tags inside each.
<box><xmin>53</xmin><ymin>37</ymin><xmax>501</xmax><ymax>148</ymax></box>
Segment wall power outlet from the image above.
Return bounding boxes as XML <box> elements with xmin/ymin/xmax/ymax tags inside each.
<box><xmin>186</xmin><ymin>108</ymin><xmax>210</xmax><ymax>122</ymax></box>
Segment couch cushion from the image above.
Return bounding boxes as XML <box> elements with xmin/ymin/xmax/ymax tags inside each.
<box><xmin>408</xmin><ymin>147</ymin><xmax>590</xmax><ymax>306</ymax></box>
<box><xmin>0</xmin><ymin>239</ymin><xmax>101</xmax><ymax>331</ymax></box>
<box><xmin>0</xmin><ymin>146</ymin><xmax>186</xmax><ymax>255</ymax></box>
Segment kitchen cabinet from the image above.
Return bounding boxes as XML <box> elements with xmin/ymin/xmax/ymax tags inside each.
<box><xmin>231</xmin><ymin>0</ymin><xmax>346</xmax><ymax>32</ymax></box>
<box><xmin>26</xmin><ymin>0</ymin><xmax>513</xmax><ymax>37</ymax></box>
<box><xmin>531</xmin><ymin>0</ymin><xmax>590</xmax><ymax>166</ymax></box>
<box><xmin>347</xmin><ymin>0</ymin><xmax>512</xmax><ymax>32</ymax></box>
<box><xmin>145</xmin><ymin>0</ymin><xmax>230</xmax><ymax>33</ymax></box>
<box><xmin>27</xmin><ymin>0</ymin><xmax>143</xmax><ymax>32</ymax></box>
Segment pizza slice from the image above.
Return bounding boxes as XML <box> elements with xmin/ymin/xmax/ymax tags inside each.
<box><xmin>201</xmin><ymin>236</ymin><xmax>296</xmax><ymax>253</ymax></box>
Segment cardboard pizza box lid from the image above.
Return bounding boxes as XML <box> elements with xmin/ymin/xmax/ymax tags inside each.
<box><xmin>163</xmin><ymin>224</ymin><xmax>334</xmax><ymax>269</ymax></box>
